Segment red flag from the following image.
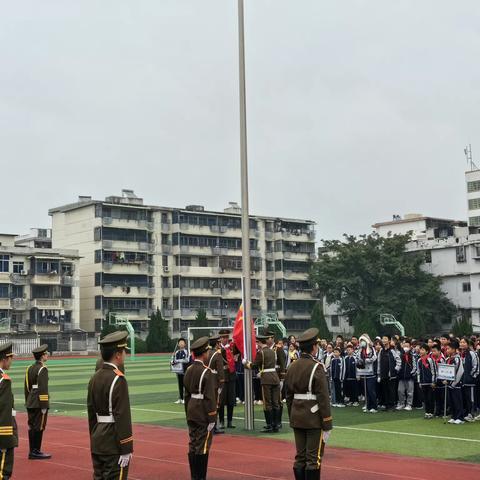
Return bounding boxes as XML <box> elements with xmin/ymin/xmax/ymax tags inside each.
<box><xmin>232</xmin><ymin>304</ymin><xmax>256</xmax><ymax>360</ymax></box>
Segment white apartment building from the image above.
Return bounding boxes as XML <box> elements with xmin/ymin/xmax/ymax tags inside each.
<box><xmin>49</xmin><ymin>190</ymin><xmax>318</xmax><ymax>335</ymax></box>
<box><xmin>0</xmin><ymin>233</ymin><xmax>80</xmax><ymax>335</ymax></box>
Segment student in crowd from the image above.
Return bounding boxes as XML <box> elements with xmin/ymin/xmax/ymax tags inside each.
<box><xmin>324</xmin><ymin>343</ymin><xmax>335</xmax><ymax>402</ymax></box>
<box><xmin>287</xmin><ymin>342</ymin><xmax>299</xmax><ymax>367</ymax></box>
<box><xmin>377</xmin><ymin>335</ymin><xmax>401</xmax><ymax>411</ymax></box>
<box><xmin>417</xmin><ymin>343</ymin><xmax>436</xmax><ymax>419</ymax></box>
<box><xmin>397</xmin><ymin>339</ymin><xmax>416</xmax><ymax>411</ymax></box>
<box><xmin>355</xmin><ymin>334</ymin><xmax>378</xmax><ymax>413</ymax></box>
<box><xmin>331</xmin><ymin>347</ymin><xmax>345</xmax><ymax>407</ymax></box>
<box><xmin>445</xmin><ymin>340</ymin><xmax>465</xmax><ymax>425</ymax></box>
<box><xmin>439</xmin><ymin>334</ymin><xmax>450</xmax><ymax>358</ymax></box>
<box><xmin>430</xmin><ymin>343</ymin><xmax>446</xmax><ymax>417</ymax></box>
<box><xmin>343</xmin><ymin>343</ymin><xmax>359</xmax><ymax>406</ymax></box>
<box><xmin>459</xmin><ymin>337</ymin><xmax>478</xmax><ymax>422</ymax></box>
<box><xmin>171</xmin><ymin>338</ymin><xmax>189</xmax><ymax>404</ymax></box>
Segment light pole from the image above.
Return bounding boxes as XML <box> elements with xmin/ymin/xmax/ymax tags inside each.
<box><xmin>238</xmin><ymin>0</ymin><xmax>254</xmax><ymax>431</ymax></box>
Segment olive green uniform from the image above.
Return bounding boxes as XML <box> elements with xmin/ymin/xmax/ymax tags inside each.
<box><xmin>24</xmin><ymin>361</ymin><xmax>49</xmax><ymax>452</ymax></box>
<box><xmin>285</xmin><ymin>353</ymin><xmax>333</xmax><ymax>477</ymax></box>
<box><xmin>274</xmin><ymin>345</ymin><xmax>287</xmax><ymax>429</ymax></box>
<box><xmin>218</xmin><ymin>344</ymin><xmax>237</xmax><ymax>428</ymax></box>
<box><xmin>184</xmin><ymin>358</ymin><xmax>217</xmax><ymax>480</ymax></box>
<box><xmin>87</xmin><ymin>362</ymin><xmax>133</xmax><ymax>479</ymax></box>
<box><xmin>0</xmin><ymin>368</ymin><xmax>17</xmax><ymax>479</ymax></box>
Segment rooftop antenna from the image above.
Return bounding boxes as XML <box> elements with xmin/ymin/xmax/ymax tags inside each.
<box><xmin>464</xmin><ymin>144</ymin><xmax>478</xmax><ymax>171</ymax></box>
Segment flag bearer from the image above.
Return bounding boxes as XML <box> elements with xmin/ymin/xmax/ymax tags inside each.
<box><xmin>207</xmin><ymin>335</ymin><xmax>225</xmax><ymax>434</ymax></box>
<box><xmin>0</xmin><ymin>342</ymin><xmax>17</xmax><ymax>479</ymax></box>
<box><xmin>87</xmin><ymin>331</ymin><xmax>133</xmax><ymax>478</ymax></box>
<box><xmin>285</xmin><ymin>328</ymin><xmax>333</xmax><ymax>480</ymax></box>
<box><xmin>217</xmin><ymin>329</ymin><xmax>237</xmax><ymax>430</ymax></box>
<box><xmin>24</xmin><ymin>344</ymin><xmax>51</xmax><ymax>459</ymax></box>
<box><xmin>243</xmin><ymin>335</ymin><xmax>281</xmax><ymax>432</ymax></box>
<box><xmin>184</xmin><ymin>337</ymin><xmax>217</xmax><ymax>480</ymax></box>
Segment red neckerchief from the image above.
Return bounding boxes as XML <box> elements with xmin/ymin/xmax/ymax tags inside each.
<box><xmin>447</xmin><ymin>355</ymin><xmax>455</xmax><ymax>365</ymax></box>
<box><xmin>432</xmin><ymin>355</ymin><xmax>442</xmax><ymax>364</ymax></box>
<box><xmin>420</xmin><ymin>355</ymin><xmax>429</xmax><ymax>369</ymax></box>
<box><xmin>403</xmin><ymin>351</ymin><xmax>412</xmax><ymax>365</ymax></box>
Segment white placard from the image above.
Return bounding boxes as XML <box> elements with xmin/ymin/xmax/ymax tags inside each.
<box><xmin>437</xmin><ymin>363</ymin><xmax>456</xmax><ymax>381</ymax></box>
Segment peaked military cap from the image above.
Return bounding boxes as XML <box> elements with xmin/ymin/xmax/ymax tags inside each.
<box><xmin>0</xmin><ymin>342</ymin><xmax>14</xmax><ymax>358</ymax></box>
<box><xmin>218</xmin><ymin>329</ymin><xmax>230</xmax><ymax>337</ymax></box>
<box><xmin>99</xmin><ymin>330</ymin><xmax>130</xmax><ymax>350</ymax></box>
<box><xmin>32</xmin><ymin>344</ymin><xmax>49</xmax><ymax>355</ymax></box>
<box><xmin>256</xmin><ymin>334</ymin><xmax>268</xmax><ymax>342</ymax></box>
<box><xmin>209</xmin><ymin>335</ymin><xmax>220</xmax><ymax>342</ymax></box>
<box><xmin>265</xmin><ymin>330</ymin><xmax>275</xmax><ymax>337</ymax></box>
<box><xmin>298</xmin><ymin>328</ymin><xmax>319</xmax><ymax>346</ymax></box>
<box><xmin>191</xmin><ymin>336</ymin><xmax>210</xmax><ymax>356</ymax></box>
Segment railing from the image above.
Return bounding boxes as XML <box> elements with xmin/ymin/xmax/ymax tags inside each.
<box><xmin>62</xmin><ymin>299</ymin><xmax>74</xmax><ymax>309</ymax></box>
<box><xmin>163</xmin><ymin>309</ymin><xmax>173</xmax><ymax>317</ymax></box>
<box><xmin>10</xmin><ymin>273</ymin><xmax>29</xmax><ymax>284</ymax></box>
<box><xmin>161</xmin><ymin>224</ymin><xmax>170</xmax><ymax>233</ymax></box>
<box><xmin>32</xmin><ymin>299</ymin><xmax>63</xmax><ymax>308</ymax></box>
<box><xmin>11</xmin><ymin>298</ymin><xmax>29</xmax><ymax>310</ymax></box>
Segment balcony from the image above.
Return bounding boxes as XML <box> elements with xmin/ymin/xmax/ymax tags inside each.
<box><xmin>221</xmin><ymin>288</ymin><xmax>242</xmax><ymax>299</ymax></box>
<box><xmin>11</xmin><ymin>298</ymin><xmax>29</xmax><ymax>310</ymax></box>
<box><xmin>284</xmin><ymin>270</ymin><xmax>310</xmax><ymax>280</ymax></box>
<box><xmin>102</xmin><ymin>217</ymin><xmax>154</xmax><ymax>231</ymax></box>
<box><xmin>163</xmin><ymin>309</ymin><xmax>174</xmax><ymax>317</ymax></box>
<box><xmin>161</xmin><ymin>224</ymin><xmax>170</xmax><ymax>233</ymax></box>
<box><xmin>285</xmin><ymin>310</ymin><xmax>311</xmax><ymax>319</ymax></box>
<box><xmin>284</xmin><ymin>289</ymin><xmax>314</xmax><ymax>300</ymax></box>
<box><xmin>10</xmin><ymin>273</ymin><xmax>29</xmax><ymax>285</ymax></box>
<box><xmin>102</xmin><ymin>239</ymin><xmax>154</xmax><ymax>253</ymax></box>
<box><xmin>33</xmin><ymin>323</ymin><xmax>61</xmax><ymax>333</ymax></box>
<box><xmin>102</xmin><ymin>284</ymin><xmax>153</xmax><ymax>297</ymax></box>
<box><xmin>30</xmin><ymin>272</ymin><xmax>61</xmax><ymax>285</ymax></box>
<box><xmin>162</xmin><ymin>287</ymin><xmax>173</xmax><ymax>296</ymax></box>
<box><xmin>31</xmin><ymin>299</ymin><xmax>63</xmax><ymax>309</ymax></box>
<box><xmin>250</xmin><ymin>250</ymin><xmax>261</xmax><ymax>258</ymax></box>
<box><xmin>61</xmin><ymin>275</ymin><xmax>75</xmax><ymax>286</ymax></box>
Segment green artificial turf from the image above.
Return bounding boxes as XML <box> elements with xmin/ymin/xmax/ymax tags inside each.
<box><xmin>7</xmin><ymin>355</ymin><xmax>480</xmax><ymax>463</ymax></box>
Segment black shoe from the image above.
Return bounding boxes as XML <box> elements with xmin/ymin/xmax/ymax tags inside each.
<box><xmin>293</xmin><ymin>467</ymin><xmax>305</xmax><ymax>480</ymax></box>
<box><xmin>305</xmin><ymin>469</ymin><xmax>320</xmax><ymax>480</ymax></box>
<box><xmin>28</xmin><ymin>449</ymin><xmax>51</xmax><ymax>460</ymax></box>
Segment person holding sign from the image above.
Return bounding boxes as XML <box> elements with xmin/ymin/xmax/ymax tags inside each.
<box><xmin>430</xmin><ymin>343</ymin><xmax>446</xmax><ymax>417</ymax></box>
<box><xmin>445</xmin><ymin>340</ymin><xmax>465</xmax><ymax>425</ymax></box>
<box><xmin>355</xmin><ymin>334</ymin><xmax>378</xmax><ymax>413</ymax></box>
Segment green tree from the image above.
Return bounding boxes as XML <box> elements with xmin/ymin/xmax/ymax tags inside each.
<box><xmin>146</xmin><ymin>308</ymin><xmax>171</xmax><ymax>352</ymax></box>
<box><xmin>353</xmin><ymin>313</ymin><xmax>378</xmax><ymax>339</ymax></box>
<box><xmin>401</xmin><ymin>299</ymin><xmax>426</xmax><ymax>338</ymax></box>
<box><xmin>100</xmin><ymin>313</ymin><xmax>119</xmax><ymax>339</ymax></box>
<box><xmin>310</xmin><ymin>302</ymin><xmax>331</xmax><ymax>340</ymax></box>
<box><xmin>311</xmin><ymin>233</ymin><xmax>456</xmax><ymax>333</ymax></box>
<box><xmin>452</xmin><ymin>314</ymin><xmax>473</xmax><ymax>337</ymax></box>
<box><xmin>193</xmin><ymin>308</ymin><xmax>210</xmax><ymax>340</ymax></box>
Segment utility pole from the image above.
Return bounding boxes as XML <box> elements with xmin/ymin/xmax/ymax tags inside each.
<box><xmin>238</xmin><ymin>0</ymin><xmax>254</xmax><ymax>431</ymax></box>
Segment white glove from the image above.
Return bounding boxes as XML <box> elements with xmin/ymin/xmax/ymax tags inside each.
<box><xmin>41</xmin><ymin>409</ymin><xmax>47</xmax><ymax>414</ymax></box>
<box><xmin>207</xmin><ymin>422</ymin><xmax>216</xmax><ymax>432</ymax></box>
<box><xmin>118</xmin><ymin>453</ymin><xmax>132</xmax><ymax>468</ymax></box>
<box><xmin>323</xmin><ymin>430</ymin><xmax>331</xmax><ymax>444</ymax></box>
<box><xmin>377</xmin><ymin>377</ymin><xmax>381</xmax><ymax>383</ymax></box>
<box><xmin>217</xmin><ymin>387</ymin><xmax>223</xmax><ymax>397</ymax></box>
<box><xmin>242</xmin><ymin>358</ymin><xmax>247</xmax><ymax>366</ymax></box>
<box><xmin>279</xmin><ymin>381</ymin><xmax>284</xmax><ymax>391</ymax></box>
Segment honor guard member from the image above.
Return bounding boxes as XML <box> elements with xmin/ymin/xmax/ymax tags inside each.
<box><xmin>243</xmin><ymin>335</ymin><xmax>281</xmax><ymax>432</ymax></box>
<box><xmin>207</xmin><ymin>336</ymin><xmax>225</xmax><ymax>434</ymax></box>
<box><xmin>87</xmin><ymin>331</ymin><xmax>133</xmax><ymax>479</ymax></box>
<box><xmin>184</xmin><ymin>337</ymin><xmax>217</xmax><ymax>480</ymax></box>
<box><xmin>285</xmin><ymin>328</ymin><xmax>333</xmax><ymax>480</ymax></box>
<box><xmin>266</xmin><ymin>330</ymin><xmax>286</xmax><ymax>430</ymax></box>
<box><xmin>218</xmin><ymin>329</ymin><xmax>237</xmax><ymax>430</ymax></box>
<box><xmin>0</xmin><ymin>342</ymin><xmax>17</xmax><ymax>479</ymax></box>
<box><xmin>24</xmin><ymin>344</ymin><xmax>51</xmax><ymax>460</ymax></box>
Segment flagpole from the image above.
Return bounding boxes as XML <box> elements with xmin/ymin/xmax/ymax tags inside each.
<box><xmin>238</xmin><ymin>0</ymin><xmax>254</xmax><ymax>431</ymax></box>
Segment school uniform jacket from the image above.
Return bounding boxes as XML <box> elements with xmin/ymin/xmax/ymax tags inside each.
<box><xmin>446</xmin><ymin>354</ymin><xmax>464</xmax><ymax>389</ymax></box>
<box><xmin>24</xmin><ymin>361</ymin><xmax>49</xmax><ymax>409</ymax></box>
<box><xmin>0</xmin><ymin>368</ymin><xmax>18</xmax><ymax>450</ymax></box>
<box><xmin>184</xmin><ymin>360</ymin><xmax>217</xmax><ymax>425</ymax></box>
<box><xmin>377</xmin><ymin>348</ymin><xmax>401</xmax><ymax>380</ymax></box>
<box><xmin>330</xmin><ymin>357</ymin><xmax>345</xmax><ymax>382</ymax></box>
<box><xmin>461</xmin><ymin>350</ymin><xmax>479</xmax><ymax>386</ymax></box>
<box><xmin>417</xmin><ymin>356</ymin><xmax>436</xmax><ymax>385</ymax></box>
<box><xmin>398</xmin><ymin>351</ymin><xmax>417</xmax><ymax>381</ymax></box>
<box><xmin>344</xmin><ymin>355</ymin><xmax>357</xmax><ymax>380</ymax></box>
<box><xmin>87</xmin><ymin>362</ymin><xmax>133</xmax><ymax>455</ymax></box>
<box><xmin>354</xmin><ymin>347</ymin><xmax>377</xmax><ymax>378</ymax></box>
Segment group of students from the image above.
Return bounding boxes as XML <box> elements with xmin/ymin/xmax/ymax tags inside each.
<box><xmin>317</xmin><ymin>332</ymin><xmax>480</xmax><ymax>424</ymax></box>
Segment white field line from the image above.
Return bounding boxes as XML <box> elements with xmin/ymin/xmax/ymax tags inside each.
<box><xmin>48</xmin><ymin>401</ymin><xmax>480</xmax><ymax>444</ymax></box>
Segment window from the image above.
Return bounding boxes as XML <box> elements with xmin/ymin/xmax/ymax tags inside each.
<box><xmin>468</xmin><ymin>181</ymin><xmax>480</xmax><ymax>193</ymax></box>
<box><xmin>424</xmin><ymin>251</ymin><xmax>432</xmax><ymax>263</ymax></box>
<box><xmin>95</xmin><ymin>296</ymin><xmax>102</xmax><ymax>309</ymax></box>
<box><xmin>61</xmin><ymin>263</ymin><xmax>73</xmax><ymax>275</ymax></box>
<box><xmin>94</xmin><ymin>227</ymin><xmax>102</xmax><ymax>241</ymax></box>
<box><xmin>331</xmin><ymin>315</ymin><xmax>339</xmax><ymax>327</ymax></box>
<box><xmin>95</xmin><ymin>250</ymin><xmax>102</xmax><ymax>263</ymax></box>
<box><xmin>470</xmin><ymin>216</ymin><xmax>480</xmax><ymax>227</ymax></box>
<box><xmin>162</xmin><ymin>255</ymin><xmax>168</xmax><ymax>267</ymax></box>
<box><xmin>456</xmin><ymin>246</ymin><xmax>466</xmax><ymax>263</ymax></box>
<box><xmin>0</xmin><ymin>284</ymin><xmax>8</xmax><ymax>298</ymax></box>
<box><xmin>11</xmin><ymin>285</ymin><xmax>23</xmax><ymax>298</ymax></box>
<box><xmin>12</xmin><ymin>261</ymin><xmax>24</xmax><ymax>273</ymax></box>
<box><xmin>0</xmin><ymin>255</ymin><xmax>9</xmax><ymax>273</ymax></box>
<box><xmin>95</xmin><ymin>272</ymin><xmax>102</xmax><ymax>286</ymax></box>
<box><xmin>463</xmin><ymin>282</ymin><xmax>471</xmax><ymax>292</ymax></box>
<box><xmin>95</xmin><ymin>318</ymin><xmax>103</xmax><ymax>332</ymax></box>
<box><xmin>469</xmin><ymin>198</ymin><xmax>480</xmax><ymax>210</ymax></box>
<box><xmin>199</xmin><ymin>257</ymin><xmax>207</xmax><ymax>267</ymax></box>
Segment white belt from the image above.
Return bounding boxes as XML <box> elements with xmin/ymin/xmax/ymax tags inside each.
<box><xmin>32</xmin><ymin>384</ymin><xmax>38</xmax><ymax>389</ymax></box>
<box><xmin>211</xmin><ymin>369</ymin><xmax>217</xmax><ymax>374</ymax></box>
<box><xmin>262</xmin><ymin>368</ymin><xmax>276</xmax><ymax>373</ymax></box>
<box><xmin>191</xmin><ymin>393</ymin><xmax>204</xmax><ymax>400</ymax></box>
<box><xmin>294</xmin><ymin>393</ymin><xmax>317</xmax><ymax>400</ymax></box>
<box><xmin>96</xmin><ymin>414</ymin><xmax>115</xmax><ymax>423</ymax></box>
<box><xmin>12</xmin><ymin>410</ymin><xmax>16</xmax><ymax>417</ymax></box>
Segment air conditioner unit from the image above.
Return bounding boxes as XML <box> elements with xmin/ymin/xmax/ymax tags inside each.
<box><xmin>163</xmin><ymin>266</ymin><xmax>170</xmax><ymax>273</ymax></box>
<box><xmin>20</xmin><ymin>270</ymin><xmax>28</xmax><ymax>276</ymax></box>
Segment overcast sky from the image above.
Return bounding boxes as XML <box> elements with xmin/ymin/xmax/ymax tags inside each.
<box><xmin>1</xmin><ymin>1</ymin><xmax>479</xmax><ymax>240</ymax></box>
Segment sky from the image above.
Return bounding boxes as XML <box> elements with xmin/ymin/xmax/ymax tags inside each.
<box><xmin>1</xmin><ymin>0</ymin><xmax>480</xmax><ymax>241</ymax></box>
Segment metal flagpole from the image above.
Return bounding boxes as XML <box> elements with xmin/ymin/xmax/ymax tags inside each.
<box><xmin>238</xmin><ymin>0</ymin><xmax>254</xmax><ymax>431</ymax></box>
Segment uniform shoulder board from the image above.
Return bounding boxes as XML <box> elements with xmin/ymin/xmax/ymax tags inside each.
<box><xmin>317</xmin><ymin>362</ymin><xmax>326</xmax><ymax>371</ymax></box>
<box><xmin>1</xmin><ymin>373</ymin><xmax>11</xmax><ymax>381</ymax></box>
<box><xmin>114</xmin><ymin>369</ymin><xmax>125</xmax><ymax>377</ymax></box>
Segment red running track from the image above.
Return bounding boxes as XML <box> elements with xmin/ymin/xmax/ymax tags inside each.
<box><xmin>10</xmin><ymin>414</ymin><xmax>480</xmax><ymax>479</ymax></box>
